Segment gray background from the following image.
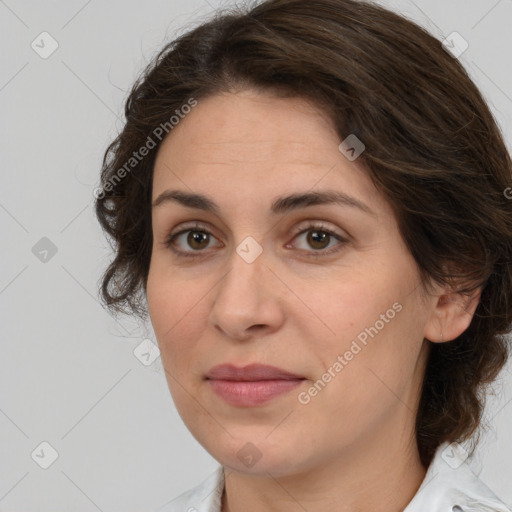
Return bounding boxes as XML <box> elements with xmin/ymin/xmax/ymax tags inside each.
<box><xmin>1</xmin><ymin>0</ymin><xmax>511</xmax><ymax>510</ymax></box>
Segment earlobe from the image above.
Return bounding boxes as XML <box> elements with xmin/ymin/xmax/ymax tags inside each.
<box><xmin>424</xmin><ymin>288</ymin><xmax>481</xmax><ymax>343</ymax></box>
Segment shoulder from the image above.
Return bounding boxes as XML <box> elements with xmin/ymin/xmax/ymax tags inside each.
<box><xmin>154</xmin><ymin>465</ymin><xmax>225</xmax><ymax>512</ymax></box>
<box><xmin>404</xmin><ymin>442</ymin><xmax>512</xmax><ymax>512</ymax></box>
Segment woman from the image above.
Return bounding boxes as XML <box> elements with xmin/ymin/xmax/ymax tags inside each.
<box><xmin>94</xmin><ymin>0</ymin><xmax>512</xmax><ymax>510</ymax></box>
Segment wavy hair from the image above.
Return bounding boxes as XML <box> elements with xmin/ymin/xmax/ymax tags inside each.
<box><xmin>95</xmin><ymin>0</ymin><xmax>512</xmax><ymax>466</ymax></box>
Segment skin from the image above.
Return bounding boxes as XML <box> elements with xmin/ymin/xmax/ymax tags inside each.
<box><xmin>146</xmin><ymin>88</ymin><xmax>480</xmax><ymax>512</ymax></box>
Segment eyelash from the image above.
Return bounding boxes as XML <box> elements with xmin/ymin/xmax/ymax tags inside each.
<box><xmin>163</xmin><ymin>221</ymin><xmax>349</xmax><ymax>259</ymax></box>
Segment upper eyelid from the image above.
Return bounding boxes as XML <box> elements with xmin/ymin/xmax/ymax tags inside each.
<box><xmin>166</xmin><ymin>221</ymin><xmax>348</xmax><ymax>247</ymax></box>
<box><xmin>168</xmin><ymin>219</ymin><xmax>347</xmax><ymax>237</ymax></box>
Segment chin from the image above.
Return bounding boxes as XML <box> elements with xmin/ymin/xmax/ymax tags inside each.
<box><xmin>202</xmin><ymin>433</ymin><xmax>308</xmax><ymax>476</ymax></box>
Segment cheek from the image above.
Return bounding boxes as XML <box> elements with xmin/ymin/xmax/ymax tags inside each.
<box><xmin>306</xmin><ymin>268</ymin><xmax>426</xmax><ymax>386</ymax></box>
<box><xmin>304</xmin><ymin>272</ymin><xmax>399</xmax><ymax>343</ymax></box>
<box><xmin>147</xmin><ymin>257</ymin><xmax>203</xmax><ymax>332</ymax></box>
<box><xmin>147</xmin><ymin>282</ymin><xmax>204</xmax><ymax>418</ymax></box>
<box><xmin>146</xmin><ymin>261</ymin><xmax>219</xmax><ymax>384</ymax></box>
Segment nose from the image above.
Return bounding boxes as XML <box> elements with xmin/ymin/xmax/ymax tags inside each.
<box><xmin>207</xmin><ymin>244</ymin><xmax>285</xmax><ymax>341</ymax></box>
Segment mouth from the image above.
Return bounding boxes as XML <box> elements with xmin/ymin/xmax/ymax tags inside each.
<box><xmin>205</xmin><ymin>363</ymin><xmax>304</xmax><ymax>381</ymax></box>
<box><xmin>205</xmin><ymin>363</ymin><xmax>306</xmax><ymax>407</ymax></box>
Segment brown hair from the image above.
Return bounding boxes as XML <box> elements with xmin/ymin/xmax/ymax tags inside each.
<box><xmin>95</xmin><ymin>0</ymin><xmax>512</xmax><ymax>467</ymax></box>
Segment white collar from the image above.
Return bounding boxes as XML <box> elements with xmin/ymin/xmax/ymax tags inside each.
<box><xmin>404</xmin><ymin>441</ymin><xmax>511</xmax><ymax>512</ymax></box>
<box><xmin>157</xmin><ymin>442</ymin><xmax>511</xmax><ymax>512</ymax></box>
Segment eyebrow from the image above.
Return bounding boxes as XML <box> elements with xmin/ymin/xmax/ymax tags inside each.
<box><xmin>152</xmin><ymin>189</ymin><xmax>376</xmax><ymax>217</ymax></box>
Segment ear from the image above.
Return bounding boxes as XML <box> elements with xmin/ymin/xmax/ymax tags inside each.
<box><xmin>423</xmin><ymin>286</ymin><xmax>481</xmax><ymax>343</ymax></box>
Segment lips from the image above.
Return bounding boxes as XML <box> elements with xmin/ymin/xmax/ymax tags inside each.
<box><xmin>205</xmin><ymin>364</ymin><xmax>305</xmax><ymax>407</ymax></box>
<box><xmin>205</xmin><ymin>363</ymin><xmax>304</xmax><ymax>381</ymax></box>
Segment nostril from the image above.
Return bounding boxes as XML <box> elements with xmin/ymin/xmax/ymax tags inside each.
<box><xmin>452</xmin><ymin>506</ymin><xmax>464</xmax><ymax>512</ymax></box>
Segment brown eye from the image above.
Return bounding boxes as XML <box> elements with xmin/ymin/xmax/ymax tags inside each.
<box><xmin>164</xmin><ymin>224</ymin><xmax>223</xmax><ymax>257</ymax></box>
<box><xmin>164</xmin><ymin>222</ymin><xmax>348</xmax><ymax>260</ymax></box>
<box><xmin>306</xmin><ymin>230</ymin><xmax>331</xmax><ymax>250</ymax></box>
<box><xmin>186</xmin><ymin>231</ymin><xmax>210</xmax><ymax>251</ymax></box>
<box><xmin>290</xmin><ymin>223</ymin><xmax>347</xmax><ymax>256</ymax></box>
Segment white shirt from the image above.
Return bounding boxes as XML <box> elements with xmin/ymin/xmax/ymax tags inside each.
<box><xmin>156</xmin><ymin>441</ymin><xmax>511</xmax><ymax>512</ymax></box>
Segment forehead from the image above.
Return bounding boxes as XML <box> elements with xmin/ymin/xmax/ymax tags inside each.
<box><xmin>166</xmin><ymin>89</ymin><xmax>336</xmax><ymax>147</ymax></box>
<box><xmin>157</xmin><ymin>91</ymin><xmax>336</xmax><ymax>167</ymax></box>
<box><xmin>151</xmin><ymin>89</ymin><xmax>383</xmax><ymax>212</ymax></box>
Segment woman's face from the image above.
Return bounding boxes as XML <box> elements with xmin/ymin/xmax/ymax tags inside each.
<box><xmin>146</xmin><ymin>88</ymin><xmax>440</xmax><ymax>476</ymax></box>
